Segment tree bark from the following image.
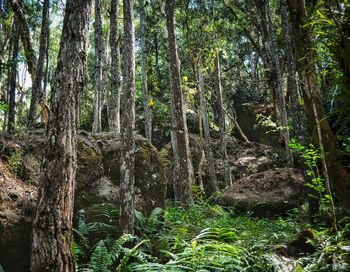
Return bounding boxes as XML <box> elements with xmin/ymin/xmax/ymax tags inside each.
<box><xmin>109</xmin><ymin>0</ymin><xmax>121</xmax><ymax>133</ymax></box>
<box><xmin>28</xmin><ymin>0</ymin><xmax>50</xmax><ymax>128</ymax></box>
<box><xmin>198</xmin><ymin>62</ymin><xmax>218</xmax><ymax>193</ymax></box>
<box><xmin>280</xmin><ymin>0</ymin><xmax>304</xmax><ymax>144</ymax></box>
<box><xmin>140</xmin><ymin>0</ymin><xmax>152</xmax><ymax>141</ymax></box>
<box><xmin>165</xmin><ymin>0</ymin><xmax>194</xmax><ymax>205</ymax></box>
<box><xmin>7</xmin><ymin>18</ymin><xmax>20</xmax><ymax>133</ymax></box>
<box><xmin>119</xmin><ymin>0</ymin><xmax>136</xmax><ymax>234</ymax></box>
<box><xmin>31</xmin><ymin>0</ymin><xmax>91</xmax><ymax>271</ymax></box>
<box><xmin>214</xmin><ymin>54</ymin><xmax>232</xmax><ymax>187</ymax></box>
<box><xmin>92</xmin><ymin>0</ymin><xmax>104</xmax><ymax>133</ymax></box>
<box><xmin>8</xmin><ymin>0</ymin><xmax>37</xmax><ymax>83</ymax></box>
<box><xmin>255</xmin><ymin>0</ymin><xmax>293</xmax><ymax>166</ymax></box>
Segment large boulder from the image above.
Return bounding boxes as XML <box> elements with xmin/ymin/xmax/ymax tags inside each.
<box><xmin>217</xmin><ymin>168</ymin><xmax>306</xmax><ymax>216</ymax></box>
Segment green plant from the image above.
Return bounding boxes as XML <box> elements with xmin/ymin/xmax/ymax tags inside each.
<box><xmin>7</xmin><ymin>150</ymin><xmax>22</xmax><ymax>176</ymax></box>
<box><xmin>289</xmin><ymin>138</ymin><xmax>329</xmax><ymax>204</ymax></box>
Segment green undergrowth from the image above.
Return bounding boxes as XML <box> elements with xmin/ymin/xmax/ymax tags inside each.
<box><xmin>73</xmin><ymin>200</ymin><xmax>350</xmax><ymax>272</ymax></box>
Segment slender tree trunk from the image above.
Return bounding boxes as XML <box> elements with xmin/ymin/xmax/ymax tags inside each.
<box><xmin>7</xmin><ymin>18</ymin><xmax>20</xmax><ymax>133</ymax></box>
<box><xmin>198</xmin><ymin>62</ymin><xmax>217</xmax><ymax>193</ymax></box>
<box><xmin>31</xmin><ymin>1</ymin><xmax>91</xmax><ymax>271</ymax></box>
<box><xmin>8</xmin><ymin>0</ymin><xmax>37</xmax><ymax>83</ymax></box>
<box><xmin>92</xmin><ymin>0</ymin><xmax>104</xmax><ymax>133</ymax></box>
<box><xmin>170</xmin><ymin>97</ymin><xmax>181</xmax><ymax>201</ymax></box>
<box><xmin>140</xmin><ymin>0</ymin><xmax>152</xmax><ymax>141</ymax></box>
<box><xmin>28</xmin><ymin>0</ymin><xmax>50</xmax><ymax>128</ymax></box>
<box><xmin>214</xmin><ymin>54</ymin><xmax>231</xmax><ymax>187</ymax></box>
<box><xmin>165</xmin><ymin>0</ymin><xmax>194</xmax><ymax>205</ymax></box>
<box><xmin>255</xmin><ymin>0</ymin><xmax>293</xmax><ymax>166</ymax></box>
<box><xmin>280</xmin><ymin>0</ymin><xmax>304</xmax><ymax>144</ymax></box>
<box><xmin>119</xmin><ymin>0</ymin><xmax>136</xmax><ymax>234</ymax></box>
<box><xmin>109</xmin><ymin>0</ymin><xmax>121</xmax><ymax>133</ymax></box>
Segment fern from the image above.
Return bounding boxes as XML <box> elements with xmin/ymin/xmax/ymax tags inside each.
<box><xmin>0</xmin><ymin>265</ymin><xmax>5</xmax><ymax>272</ymax></box>
<box><xmin>89</xmin><ymin>240</ymin><xmax>112</xmax><ymax>272</ymax></box>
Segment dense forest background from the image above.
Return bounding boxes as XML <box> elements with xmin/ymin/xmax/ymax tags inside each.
<box><xmin>0</xmin><ymin>0</ymin><xmax>350</xmax><ymax>271</ymax></box>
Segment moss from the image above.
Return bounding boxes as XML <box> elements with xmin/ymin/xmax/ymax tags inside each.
<box><xmin>77</xmin><ymin>139</ymin><xmax>100</xmax><ymax>165</ymax></box>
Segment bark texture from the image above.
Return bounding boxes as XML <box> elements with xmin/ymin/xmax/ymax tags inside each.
<box><xmin>8</xmin><ymin>0</ymin><xmax>37</xmax><ymax>82</ymax></box>
<box><xmin>255</xmin><ymin>0</ymin><xmax>292</xmax><ymax>166</ymax></box>
<box><xmin>119</xmin><ymin>0</ymin><xmax>136</xmax><ymax>234</ymax></box>
<box><xmin>280</xmin><ymin>0</ymin><xmax>304</xmax><ymax>143</ymax></box>
<box><xmin>30</xmin><ymin>0</ymin><xmax>91</xmax><ymax>271</ymax></box>
<box><xmin>140</xmin><ymin>0</ymin><xmax>152</xmax><ymax>141</ymax></box>
<box><xmin>92</xmin><ymin>0</ymin><xmax>104</xmax><ymax>133</ymax></box>
<box><xmin>109</xmin><ymin>0</ymin><xmax>121</xmax><ymax>133</ymax></box>
<box><xmin>198</xmin><ymin>63</ymin><xmax>218</xmax><ymax>193</ymax></box>
<box><xmin>214</xmin><ymin>54</ymin><xmax>231</xmax><ymax>187</ymax></box>
<box><xmin>28</xmin><ymin>0</ymin><xmax>50</xmax><ymax>128</ymax></box>
<box><xmin>165</xmin><ymin>0</ymin><xmax>194</xmax><ymax>205</ymax></box>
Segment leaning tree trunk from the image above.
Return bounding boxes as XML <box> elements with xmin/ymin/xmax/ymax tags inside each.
<box><xmin>288</xmin><ymin>0</ymin><xmax>350</xmax><ymax>208</ymax></box>
<box><xmin>119</xmin><ymin>0</ymin><xmax>136</xmax><ymax>234</ymax></box>
<box><xmin>28</xmin><ymin>0</ymin><xmax>50</xmax><ymax>128</ymax></box>
<box><xmin>92</xmin><ymin>0</ymin><xmax>104</xmax><ymax>133</ymax></box>
<box><xmin>8</xmin><ymin>0</ymin><xmax>37</xmax><ymax>83</ymax></box>
<box><xmin>109</xmin><ymin>0</ymin><xmax>121</xmax><ymax>133</ymax></box>
<box><xmin>140</xmin><ymin>0</ymin><xmax>152</xmax><ymax>141</ymax></box>
<box><xmin>7</xmin><ymin>18</ymin><xmax>20</xmax><ymax>133</ymax></box>
<box><xmin>31</xmin><ymin>1</ymin><xmax>91</xmax><ymax>271</ymax></box>
<box><xmin>198</xmin><ymin>62</ymin><xmax>218</xmax><ymax>193</ymax></box>
<box><xmin>165</xmin><ymin>0</ymin><xmax>194</xmax><ymax>205</ymax></box>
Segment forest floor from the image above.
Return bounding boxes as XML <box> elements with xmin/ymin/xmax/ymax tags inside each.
<box><xmin>74</xmin><ymin>199</ymin><xmax>350</xmax><ymax>272</ymax></box>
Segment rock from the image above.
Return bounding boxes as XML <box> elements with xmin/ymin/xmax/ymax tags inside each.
<box><xmin>0</xmin><ymin>131</ymin><xmax>166</xmax><ymax>271</ymax></box>
<box><xmin>160</xmin><ymin>133</ymin><xmax>284</xmax><ymax>195</ymax></box>
<box><xmin>0</xmin><ymin>162</ymin><xmax>37</xmax><ymax>272</ymax></box>
<box><xmin>217</xmin><ymin>168</ymin><xmax>305</xmax><ymax>216</ymax></box>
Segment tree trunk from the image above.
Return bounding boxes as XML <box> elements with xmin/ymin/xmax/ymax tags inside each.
<box><xmin>92</xmin><ymin>0</ymin><xmax>104</xmax><ymax>133</ymax></box>
<box><xmin>31</xmin><ymin>1</ymin><xmax>91</xmax><ymax>271</ymax></box>
<box><xmin>8</xmin><ymin>0</ymin><xmax>37</xmax><ymax>83</ymax></box>
<box><xmin>28</xmin><ymin>0</ymin><xmax>50</xmax><ymax>128</ymax></box>
<box><xmin>198</xmin><ymin>62</ymin><xmax>217</xmax><ymax>193</ymax></box>
<box><xmin>280</xmin><ymin>0</ymin><xmax>304</xmax><ymax>144</ymax></box>
<box><xmin>119</xmin><ymin>0</ymin><xmax>136</xmax><ymax>234</ymax></box>
<box><xmin>214</xmin><ymin>54</ymin><xmax>231</xmax><ymax>187</ymax></box>
<box><xmin>288</xmin><ymin>0</ymin><xmax>350</xmax><ymax>208</ymax></box>
<box><xmin>109</xmin><ymin>0</ymin><xmax>121</xmax><ymax>133</ymax></box>
<box><xmin>165</xmin><ymin>0</ymin><xmax>194</xmax><ymax>205</ymax></box>
<box><xmin>255</xmin><ymin>0</ymin><xmax>293</xmax><ymax>166</ymax></box>
<box><xmin>140</xmin><ymin>0</ymin><xmax>152</xmax><ymax>141</ymax></box>
<box><xmin>7</xmin><ymin>18</ymin><xmax>20</xmax><ymax>133</ymax></box>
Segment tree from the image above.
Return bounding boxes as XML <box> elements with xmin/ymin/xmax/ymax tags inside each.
<box><xmin>198</xmin><ymin>59</ymin><xmax>218</xmax><ymax>193</ymax></box>
<box><xmin>165</xmin><ymin>0</ymin><xmax>194</xmax><ymax>205</ymax></box>
<box><xmin>119</xmin><ymin>0</ymin><xmax>136</xmax><ymax>233</ymax></box>
<box><xmin>288</xmin><ymin>0</ymin><xmax>350</xmax><ymax>208</ymax></box>
<box><xmin>92</xmin><ymin>0</ymin><xmax>104</xmax><ymax>133</ymax></box>
<box><xmin>31</xmin><ymin>0</ymin><xmax>91</xmax><ymax>270</ymax></box>
<box><xmin>27</xmin><ymin>0</ymin><xmax>50</xmax><ymax>128</ymax></box>
<box><xmin>140</xmin><ymin>0</ymin><xmax>152</xmax><ymax>141</ymax></box>
<box><xmin>7</xmin><ymin>17</ymin><xmax>20</xmax><ymax>133</ymax></box>
<box><xmin>109</xmin><ymin>0</ymin><xmax>121</xmax><ymax>133</ymax></box>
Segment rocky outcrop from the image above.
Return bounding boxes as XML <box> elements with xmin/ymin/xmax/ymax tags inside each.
<box><xmin>0</xmin><ymin>131</ymin><xmax>166</xmax><ymax>272</ymax></box>
<box><xmin>217</xmin><ymin>168</ymin><xmax>305</xmax><ymax>216</ymax></box>
<box><xmin>161</xmin><ymin>134</ymin><xmax>284</xmax><ymax>195</ymax></box>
